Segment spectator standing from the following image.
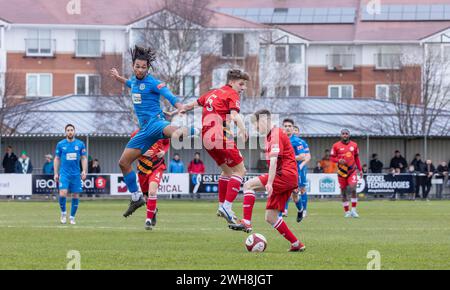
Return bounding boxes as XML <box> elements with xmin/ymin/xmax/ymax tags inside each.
<box><xmin>390</xmin><ymin>150</ymin><xmax>408</xmax><ymax>173</ymax></box>
<box><xmin>362</xmin><ymin>164</ymin><xmax>368</xmax><ymax>174</ymax></box>
<box><xmin>320</xmin><ymin>149</ymin><xmax>337</xmax><ymax>173</ymax></box>
<box><xmin>424</xmin><ymin>160</ymin><xmax>436</xmax><ymax>200</ymax></box>
<box><xmin>188</xmin><ymin>153</ymin><xmax>206</xmax><ymax>199</ymax></box>
<box><xmin>89</xmin><ymin>158</ymin><xmax>101</xmax><ymax>173</ymax></box>
<box><xmin>411</xmin><ymin>154</ymin><xmax>426</xmax><ymax>199</ymax></box>
<box><xmin>408</xmin><ymin>165</ymin><xmax>416</xmax><ymax>200</ymax></box>
<box><xmin>435</xmin><ymin>161</ymin><xmax>448</xmax><ymax>199</ymax></box>
<box><xmin>369</xmin><ymin>153</ymin><xmax>383</xmax><ymax>173</ymax></box>
<box><xmin>313</xmin><ymin>161</ymin><xmax>324</xmax><ymax>173</ymax></box>
<box><xmin>2</xmin><ymin>145</ymin><xmax>18</xmax><ymax>173</ymax></box>
<box><xmin>43</xmin><ymin>154</ymin><xmax>54</xmax><ymax>174</ymax></box>
<box><xmin>15</xmin><ymin>151</ymin><xmax>33</xmax><ymax>174</ymax></box>
<box><xmin>169</xmin><ymin>153</ymin><xmax>185</xmax><ymax>173</ymax></box>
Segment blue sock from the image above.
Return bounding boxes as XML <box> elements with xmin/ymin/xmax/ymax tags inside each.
<box><xmin>301</xmin><ymin>194</ymin><xmax>308</xmax><ymax>211</ymax></box>
<box><xmin>124</xmin><ymin>171</ymin><xmax>138</xmax><ymax>193</ymax></box>
<box><xmin>71</xmin><ymin>198</ymin><xmax>79</xmax><ymax>218</ymax></box>
<box><xmin>295</xmin><ymin>199</ymin><xmax>303</xmax><ymax>212</ymax></box>
<box><xmin>59</xmin><ymin>196</ymin><xmax>66</xmax><ymax>213</ymax></box>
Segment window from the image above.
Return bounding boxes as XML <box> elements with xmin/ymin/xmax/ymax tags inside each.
<box><xmin>275</xmin><ymin>86</ymin><xmax>287</xmax><ymax>97</ymax></box>
<box><xmin>76</xmin><ymin>30</ymin><xmax>101</xmax><ymax>57</ymax></box>
<box><xmin>443</xmin><ymin>45</ymin><xmax>450</xmax><ymax>62</ymax></box>
<box><xmin>183</xmin><ymin>76</ymin><xmax>195</xmax><ymax>97</ymax></box>
<box><xmin>276</xmin><ymin>46</ymin><xmax>286</xmax><ymax>63</ymax></box>
<box><xmin>26</xmin><ymin>73</ymin><xmax>52</xmax><ymax>97</ymax></box>
<box><xmin>26</xmin><ymin>29</ymin><xmax>53</xmax><ymax>56</ymax></box>
<box><xmin>75</xmin><ymin>74</ymin><xmax>101</xmax><ymax>95</ymax></box>
<box><xmin>259</xmin><ymin>45</ymin><xmax>268</xmax><ymax>64</ymax></box>
<box><xmin>328</xmin><ymin>85</ymin><xmax>353</xmax><ymax>98</ymax></box>
<box><xmin>376</xmin><ymin>84</ymin><xmax>400</xmax><ymax>101</ymax></box>
<box><xmin>222</xmin><ymin>33</ymin><xmax>244</xmax><ymax>58</ymax></box>
<box><xmin>289</xmin><ymin>86</ymin><xmax>302</xmax><ymax>97</ymax></box>
<box><xmin>170</xmin><ymin>31</ymin><xmax>197</xmax><ymax>52</ymax></box>
<box><xmin>375</xmin><ymin>46</ymin><xmax>401</xmax><ymax>69</ymax></box>
<box><xmin>289</xmin><ymin>45</ymin><xmax>302</xmax><ymax>63</ymax></box>
<box><xmin>169</xmin><ymin>31</ymin><xmax>179</xmax><ymax>51</ymax></box>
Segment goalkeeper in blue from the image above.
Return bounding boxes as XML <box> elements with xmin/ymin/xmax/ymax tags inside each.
<box><xmin>281</xmin><ymin>119</ymin><xmax>311</xmax><ymax>222</ymax></box>
<box><xmin>110</xmin><ymin>45</ymin><xmax>195</xmax><ymax>217</ymax></box>
<box><xmin>54</xmin><ymin>124</ymin><xmax>88</xmax><ymax>225</ymax></box>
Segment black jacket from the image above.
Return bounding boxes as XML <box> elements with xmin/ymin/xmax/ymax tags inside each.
<box><xmin>2</xmin><ymin>153</ymin><xmax>18</xmax><ymax>173</ymax></box>
<box><xmin>411</xmin><ymin>159</ymin><xmax>426</xmax><ymax>174</ymax></box>
<box><xmin>390</xmin><ymin>156</ymin><xmax>408</xmax><ymax>172</ymax></box>
<box><xmin>369</xmin><ymin>159</ymin><xmax>383</xmax><ymax>173</ymax></box>
<box><xmin>436</xmin><ymin>165</ymin><xmax>449</xmax><ymax>179</ymax></box>
<box><xmin>313</xmin><ymin>167</ymin><xmax>324</xmax><ymax>173</ymax></box>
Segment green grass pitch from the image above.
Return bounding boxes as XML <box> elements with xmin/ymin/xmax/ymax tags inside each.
<box><xmin>0</xmin><ymin>199</ymin><xmax>449</xmax><ymax>270</ymax></box>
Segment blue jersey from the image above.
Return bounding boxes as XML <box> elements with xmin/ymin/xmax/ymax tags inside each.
<box><xmin>126</xmin><ymin>74</ymin><xmax>179</xmax><ymax>128</ymax></box>
<box><xmin>55</xmin><ymin>138</ymin><xmax>87</xmax><ymax>176</ymax></box>
<box><xmin>289</xmin><ymin>135</ymin><xmax>310</xmax><ymax>171</ymax></box>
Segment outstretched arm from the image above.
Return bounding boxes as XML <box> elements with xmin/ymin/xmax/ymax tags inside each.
<box><xmin>110</xmin><ymin>68</ymin><xmax>128</xmax><ymax>85</ymax></box>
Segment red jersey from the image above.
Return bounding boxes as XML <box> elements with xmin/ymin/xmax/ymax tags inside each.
<box><xmin>131</xmin><ymin>130</ymin><xmax>170</xmax><ymax>175</ymax></box>
<box><xmin>197</xmin><ymin>85</ymin><xmax>240</xmax><ymax>141</ymax></box>
<box><xmin>265</xmin><ymin>127</ymin><xmax>298</xmax><ymax>176</ymax></box>
<box><xmin>330</xmin><ymin>140</ymin><xmax>361</xmax><ymax>177</ymax></box>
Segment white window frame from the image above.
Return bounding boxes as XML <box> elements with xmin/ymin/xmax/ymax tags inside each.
<box><xmin>376</xmin><ymin>84</ymin><xmax>400</xmax><ymax>101</ymax></box>
<box><xmin>26</xmin><ymin>73</ymin><xmax>53</xmax><ymax>97</ymax></box>
<box><xmin>328</xmin><ymin>85</ymin><xmax>353</xmax><ymax>98</ymax></box>
<box><xmin>75</xmin><ymin>30</ymin><xmax>102</xmax><ymax>58</ymax></box>
<box><xmin>74</xmin><ymin>74</ymin><xmax>101</xmax><ymax>95</ymax></box>
<box><xmin>26</xmin><ymin>29</ymin><xmax>53</xmax><ymax>57</ymax></box>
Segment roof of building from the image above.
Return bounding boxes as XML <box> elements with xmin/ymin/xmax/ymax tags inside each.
<box><xmin>3</xmin><ymin>95</ymin><xmax>449</xmax><ymax>138</ymax></box>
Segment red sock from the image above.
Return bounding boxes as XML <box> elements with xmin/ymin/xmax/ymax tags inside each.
<box><xmin>243</xmin><ymin>190</ymin><xmax>256</xmax><ymax>222</ymax></box>
<box><xmin>218</xmin><ymin>176</ymin><xmax>229</xmax><ymax>204</ymax></box>
<box><xmin>273</xmin><ymin>218</ymin><xmax>298</xmax><ymax>244</ymax></box>
<box><xmin>147</xmin><ymin>196</ymin><xmax>157</xmax><ymax>219</ymax></box>
<box><xmin>225</xmin><ymin>175</ymin><xmax>242</xmax><ymax>203</ymax></box>
<box><xmin>343</xmin><ymin>201</ymin><xmax>350</xmax><ymax>212</ymax></box>
<box><xmin>351</xmin><ymin>198</ymin><xmax>357</xmax><ymax>209</ymax></box>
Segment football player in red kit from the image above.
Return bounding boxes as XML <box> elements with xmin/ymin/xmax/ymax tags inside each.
<box><xmin>230</xmin><ymin>109</ymin><xmax>305</xmax><ymax>252</ymax></box>
<box><xmin>330</xmin><ymin>128</ymin><xmax>363</xmax><ymax>218</ymax></box>
<box><xmin>128</xmin><ymin>129</ymin><xmax>170</xmax><ymax>230</ymax></box>
<box><xmin>182</xmin><ymin>69</ymin><xmax>249</xmax><ymax>226</ymax></box>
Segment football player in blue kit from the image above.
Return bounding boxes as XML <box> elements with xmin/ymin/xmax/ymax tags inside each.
<box><xmin>281</xmin><ymin>119</ymin><xmax>311</xmax><ymax>222</ymax></box>
<box><xmin>54</xmin><ymin>124</ymin><xmax>88</xmax><ymax>225</ymax></box>
<box><xmin>110</xmin><ymin>45</ymin><xmax>195</xmax><ymax>217</ymax></box>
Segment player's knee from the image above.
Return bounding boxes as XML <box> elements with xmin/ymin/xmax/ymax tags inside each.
<box><xmin>118</xmin><ymin>158</ymin><xmax>130</xmax><ymax>171</ymax></box>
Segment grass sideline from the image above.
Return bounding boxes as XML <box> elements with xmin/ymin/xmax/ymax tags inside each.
<box><xmin>0</xmin><ymin>199</ymin><xmax>449</xmax><ymax>270</ymax></box>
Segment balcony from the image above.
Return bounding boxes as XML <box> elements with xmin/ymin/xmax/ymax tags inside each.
<box><xmin>374</xmin><ymin>53</ymin><xmax>402</xmax><ymax>70</ymax></box>
<box><xmin>327</xmin><ymin>54</ymin><xmax>355</xmax><ymax>71</ymax></box>
<box><xmin>25</xmin><ymin>39</ymin><xmax>56</xmax><ymax>57</ymax></box>
<box><xmin>74</xmin><ymin>39</ymin><xmax>104</xmax><ymax>58</ymax></box>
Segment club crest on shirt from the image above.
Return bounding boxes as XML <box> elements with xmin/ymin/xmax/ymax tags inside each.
<box><xmin>75</xmin><ymin>146</ymin><xmax>79</xmax><ymax>150</ymax></box>
<box><xmin>350</xmin><ymin>146</ymin><xmax>354</xmax><ymax>151</ymax></box>
<box><xmin>139</xmin><ymin>84</ymin><xmax>146</xmax><ymax>90</ymax></box>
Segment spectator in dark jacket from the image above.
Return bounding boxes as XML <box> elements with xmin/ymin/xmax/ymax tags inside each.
<box><xmin>411</xmin><ymin>154</ymin><xmax>426</xmax><ymax>199</ymax></box>
<box><xmin>424</xmin><ymin>160</ymin><xmax>436</xmax><ymax>200</ymax></box>
<box><xmin>42</xmin><ymin>154</ymin><xmax>54</xmax><ymax>174</ymax></box>
<box><xmin>2</xmin><ymin>145</ymin><xmax>18</xmax><ymax>173</ymax></box>
<box><xmin>313</xmin><ymin>161</ymin><xmax>324</xmax><ymax>173</ymax></box>
<box><xmin>15</xmin><ymin>151</ymin><xmax>33</xmax><ymax>174</ymax></box>
<box><xmin>89</xmin><ymin>159</ymin><xmax>101</xmax><ymax>173</ymax></box>
<box><xmin>436</xmin><ymin>161</ymin><xmax>448</xmax><ymax>199</ymax></box>
<box><xmin>390</xmin><ymin>150</ymin><xmax>408</xmax><ymax>173</ymax></box>
<box><xmin>369</xmin><ymin>153</ymin><xmax>383</xmax><ymax>173</ymax></box>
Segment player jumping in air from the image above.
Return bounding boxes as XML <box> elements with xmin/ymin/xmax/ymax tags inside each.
<box><xmin>110</xmin><ymin>45</ymin><xmax>193</xmax><ymax>218</ymax></box>
<box><xmin>54</xmin><ymin>124</ymin><xmax>88</xmax><ymax>225</ymax></box>
<box><xmin>281</xmin><ymin>119</ymin><xmax>311</xmax><ymax>222</ymax></box>
<box><xmin>330</xmin><ymin>128</ymin><xmax>363</xmax><ymax>218</ymax></box>
<box><xmin>182</xmin><ymin>69</ymin><xmax>249</xmax><ymax>225</ymax></box>
<box><xmin>231</xmin><ymin>110</ymin><xmax>305</xmax><ymax>252</ymax></box>
<box><xmin>130</xmin><ymin>129</ymin><xmax>169</xmax><ymax>230</ymax></box>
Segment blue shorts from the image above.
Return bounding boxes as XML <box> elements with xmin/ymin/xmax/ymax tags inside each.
<box><xmin>298</xmin><ymin>167</ymin><xmax>308</xmax><ymax>188</ymax></box>
<box><xmin>127</xmin><ymin>115</ymin><xmax>170</xmax><ymax>153</ymax></box>
<box><xmin>59</xmin><ymin>174</ymin><xmax>83</xmax><ymax>193</ymax></box>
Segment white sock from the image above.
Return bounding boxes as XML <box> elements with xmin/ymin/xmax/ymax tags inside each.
<box><xmin>131</xmin><ymin>191</ymin><xmax>142</xmax><ymax>202</ymax></box>
<box><xmin>219</xmin><ymin>202</ymin><xmax>223</xmax><ymax>207</ymax></box>
<box><xmin>61</xmin><ymin>212</ymin><xmax>67</xmax><ymax>216</ymax></box>
<box><xmin>223</xmin><ymin>201</ymin><xmax>232</xmax><ymax>211</ymax></box>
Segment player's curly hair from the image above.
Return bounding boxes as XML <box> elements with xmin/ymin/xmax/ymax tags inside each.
<box><xmin>130</xmin><ymin>45</ymin><xmax>157</xmax><ymax>69</ymax></box>
<box><xmin>226</xmin><ymin>69</ymin><xmax>250</xmax><ymax>83</ymax></box>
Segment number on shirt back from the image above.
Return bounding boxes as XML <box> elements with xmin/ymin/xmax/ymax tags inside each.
<box><xmin>206</xmin><ymin>94</ymin><xmax>218</xmax><ymax>112</ymax></box>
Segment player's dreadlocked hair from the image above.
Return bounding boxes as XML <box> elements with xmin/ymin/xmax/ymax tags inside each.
<box><xmin>226</xmin><ymin>69</ymin><xmax>250</xmax><ymax>83</ymax></box>
<box><xmin>130</xmin><ymin>45</ymin><xmax>157</xmax><ymax>69</ymax></box>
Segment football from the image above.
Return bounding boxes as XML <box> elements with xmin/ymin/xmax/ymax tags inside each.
<box><xmin>245</xmin><ymin>233</ymin><xmax>267</xmax><ymax>252</ymax></box>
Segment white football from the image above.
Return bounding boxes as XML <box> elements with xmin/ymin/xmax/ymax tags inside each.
<box><xmin>245</xmin><ymin>233</ymin><xmax>267</xmax><ymax>252</ymax></box>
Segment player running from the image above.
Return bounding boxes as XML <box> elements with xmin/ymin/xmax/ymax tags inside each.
<box><xmin>54</xmin><ymin>124</ymin><xmax>88</xmax><ymax>225</ymax></box>
<box><xmin>129</xmin><ymin>129</ymin><xmax>169</xmax><ymax>230</ymax></box>
<box><xmin>182</xmin><ymin>69</ymin><xmax>249</xmax><ymax>225</ymax></box>
<box><xmin>230</xmin><ymin>110</ymin><xmax>305</xmax><ymax>252</ymax></box>
<box><xmin>110</xmin><ymin>45</ymin><xmax>194</xmax><ymax>218</ymax></box>
<box><xmin>330</xmin><ymin>128</ymin><xmax>363</xmax><ymax>218</ymax></box>
<box><xmin>281</xmin><ymin>119</ymin><xmax>311</xmax><ymax>222</ymax></box>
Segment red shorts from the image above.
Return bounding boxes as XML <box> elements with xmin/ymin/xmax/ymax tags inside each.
<box><xmin>138</xmin><ymin>167</ymin><xmax>164</xmax><ymax>193</ymax></box>
<box><xmin>338</xmin><ymin>170</ymin><xmax>358</xmax><ymax>190</ymax></box>
<box><xmin>259</xmin><ymin>172</ymin><xmax>298</xmax><ymax>212</ymax></box>
<box><xmin>205</xmin><ymin>140</ymin><xmax>244</xmax><ymax>168</ymax></box>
